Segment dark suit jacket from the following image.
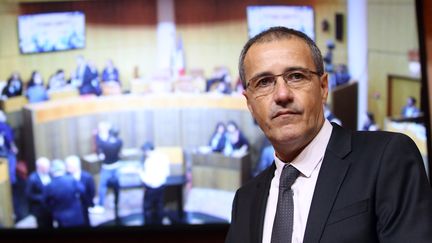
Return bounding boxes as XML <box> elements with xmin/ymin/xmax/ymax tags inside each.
<box><xmin>45</xmin><ymin>174</ymin><xmax>85</xmax><ymax>227</ymax></box>
<box><xmin>79</xmin><ymin>171</ymin><xmax>96</xmax><ymax>208</ymax></box>
<box><xmin>226</xmin><ymin>124</ymin><xmax>432</xmax><ymax>243</ymax></box>
<box><xmin>26</xmin><ymin>172</ymin><xmax>49</xmax><ymax>217</ymax></box>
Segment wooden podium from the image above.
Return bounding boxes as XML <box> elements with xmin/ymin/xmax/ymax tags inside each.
<box><xmin>191</xmin><ymin>152</ymin><xmax>252</xmax><ymax>191</ymax></box>
<box><xmin>0</xmin><ymin>158</ymin><xmax>13</xmax><ymax>227</ymax></box>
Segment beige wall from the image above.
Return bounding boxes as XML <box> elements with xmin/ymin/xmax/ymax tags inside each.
<box><xmin>367</xmin><ymin>0</ymin><xmax>418</xmax><ymax>127</ymax></box>
<box><xmin>0</xmin><ymin>0</ymin><xmax>348</xmax><ymax>89</ymax></box>
<box><xmin>315</xmin><ymin>0</ymin><xmax>348</xmax><ymax>67</ymax></box>
<box><xmin>178</xmin><ymin>0</ymin><xmax>348</xmax><ymax>79</ymax></box>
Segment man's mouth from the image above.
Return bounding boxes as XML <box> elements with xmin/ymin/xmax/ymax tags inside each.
<box><xmin>272</xmin><ymin>109</ymin><xmax>301</xmax><ymax>119</ymax></box>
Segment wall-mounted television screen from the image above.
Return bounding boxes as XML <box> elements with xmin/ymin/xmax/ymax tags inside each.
<box><xmin>17</xmin><ymin>11</ymin><xmax>85</xmax><ymax>54</ymax></box>
<box><xmin>246</xmin><ymin>5</ymin><xmax>315</xmax><ymax>40</ymax></box>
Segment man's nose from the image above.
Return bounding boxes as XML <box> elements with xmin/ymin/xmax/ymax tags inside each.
<box><xmin>273</xmin><ymin>77</ymin><xmax>294</xmax><ymax>102</ymax></box>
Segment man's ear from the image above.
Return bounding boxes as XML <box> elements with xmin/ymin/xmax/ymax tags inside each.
<box><xmin>243</xmin><ymin>90</ymin><xmax>254</xmax><ymax>116</ymax></box>
<box><xmin>320</xmin><ymin>73</ymin><xmax>329</xmax><ymax>103</ymax></box>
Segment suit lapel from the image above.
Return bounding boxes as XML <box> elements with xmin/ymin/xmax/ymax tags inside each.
<box><xmin>250</xmin><ymin>163</ymin><xmax>276</xmax><ymax>243</ymax></box>
<box><xmin>303</xmin><ymin>124</ymin><xmax>353</xmax><ymax>243</ymax></box>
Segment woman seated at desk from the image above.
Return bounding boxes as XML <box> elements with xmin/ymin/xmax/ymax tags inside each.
<box><xmin>209</xmin><ymin>122</ymin><xmax>227</xmax><ymax>153</ymax></box>
<box><xmin>223</xmin><ymin>121</ymin><xmax>249</xmax><ymax>158</ymax></box>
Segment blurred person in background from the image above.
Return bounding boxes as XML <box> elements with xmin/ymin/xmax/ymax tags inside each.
<box><xmin>93</xmin><ymin>127</ymin><xmax>122</xmax><ymax>213</ymax></box>
<box><xmin>401</xmin><ymin>96</ymin><xmax>420</xmax><ymax>118</ymax></box>
<box><xmin>362</xmin><ymin>112</ymin><xmax>379</xmax><ymax>131</ymax></box>
<box><xmin>224</xmin><ymin>121</ymin><xmax>249</xmax><ymax>157</ymax></box>
<box><xmin>26</xmin><ymin>157</ymin><xmax>52</xmax><ymax>228</ymax></box>
<box><xmin>209</xmin><ymin>122</ymin><xmax>227</xmax><ymax>153</ymax></box>
<box><xmin>102</xmin><ymin>59</ymin><xmax>120</xmax><ymax>84</ymax></box>
<box><xmin>140</xmin><ymin>142</ymin><xmax>170</xmax><ymax>225</ymax></box>
<box><xmin>65</xmin><ymin>155</ymin><xmax>95</xmax><ymax>226</ymax></box>
<box><xmin>47</xmin><ymin>69</ymin><xmax>68</xmax><ymax>91</ymax></box>
<box><xmin>1</xmin><ymin>72</ymin><xmax>23</xmax><ymax>99</ymax></box>
<box><xmin>26</xmin><ymin>71</ymin><xmax>48</xmax><ymax>103</ymax></box>
<box><xmin>45</xmin><ymin>159</ymin><xmax>85</xmax><ymax>227</ymax></box>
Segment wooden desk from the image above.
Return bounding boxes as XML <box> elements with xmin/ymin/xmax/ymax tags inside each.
<box><xmin>0</xmin><ymin>158</ymin><xmax>13</xmax><ymax>227</ymax></box>
<box><xmin>107</xmin><ymin>160</ymin><xmax>186</xmax><ymax>225</ymax></box>
<box><xmin>22</xmin><ymin>94</ymin><xmax>259</xmax><ymax>172</ymax></box>
<box><xmin>191</xmin><ymin>152</ymin><xmax>252</xmax><ymax>191</ymax></box>
<box><xmin>82</xmin><ymin>147</ymin><xmax>184</xmax><ymax>176</ymax></box>
<box><xmin>0</xmin><ymin>96</ymin><xmax>27</xmax><ymax>113</ymax></box>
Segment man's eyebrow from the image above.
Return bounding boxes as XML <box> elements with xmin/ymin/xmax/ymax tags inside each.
<box><xmin>248</xmin><ymin>66</ymin><xmax>310</xmax><ymax>82</ymax></box>
<box><xmin>248</xmin><ymin>71</ymin><xmax>274</xmax><ymax>82</ymax></box>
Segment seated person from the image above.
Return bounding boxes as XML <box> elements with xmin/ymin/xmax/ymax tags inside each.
<box><xmin>74</xmin><ymin>56</ymin><xmax>101</xmax><ymax>96</ymax></box>
<box><xmin>47</xmin><ymin>69</ymin><xmax>68</xmax><ymax>91</ymax></box>
<box><xmin>1</xmin><ymin>72</ymin><xmax>23</xmax><ymax>99</ymax></box>
<box><xmin>333</xmin><ymin>63</ymin><xmax>351</xmax><ymax>87</ymax></box>
<box><xmin>401</xmin><ymin>96</ymin><xmax>420</xmax><ymax>118</ymax></box>
<box><xmin>362</xmin><ymin>112</ymin><xmax>379</xmax><ymax>131</ymax></box>
<box><xmin>26</xmin><ymin>71</ymin><xmax>48</xmax><ymax>103</ymax></box>
<box><xmin>206</xmin><ymin>66</ymin><xmax>232</xmax><ymax>94</ymax></box>
<box><xmin>253</xmin><ymin>144</ymin><xmax>274</xmax><ymax>177</ymax></box>
<box><xmin>101</xmin><ymin>59</ymin><xmax>120</xmax><ymax>84</ymax></box>
<box><xmin>140</xmin><ymin>142</ymin><xmax>170</xmax><ymax>225</ymax></box>
<box><xmin>324</xmin><ymin>103</ymin><xmax>342</xmax><ymax>125</ymax></box>
<box><xmin>224</xmin><ymin>121</ymin><xmax>249</xmax><ymax>157</ymax></box>
<box><xmin>209</xmin><ymin>122</ymin><xmax>227</xmax><ymax>153</ymax></box>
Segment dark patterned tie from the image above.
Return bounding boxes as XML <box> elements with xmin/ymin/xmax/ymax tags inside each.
<box><xmin>271</xmin><ymin>165</ymin><xmax>300</xmax><ymax>243</ymax></box>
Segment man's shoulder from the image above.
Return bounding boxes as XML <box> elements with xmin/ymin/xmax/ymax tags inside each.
<box><xmin>332</xmin><ymin>123</ymin><xmax>413</xmax><ymax>145</ymax></box>
<box><xmin>351</xmin><ymin>129</ymin><xmax>415</xmax><ymax>146</ymax></box>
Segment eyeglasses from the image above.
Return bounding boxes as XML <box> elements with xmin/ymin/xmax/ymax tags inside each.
<box><xmin>246</xmin><ymin>68</ymin><xmax>321</xmax><ymax>97</ymax></box>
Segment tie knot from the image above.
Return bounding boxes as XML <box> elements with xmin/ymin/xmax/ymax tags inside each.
<box><xmin>280</xmin><ymin>165</ymin><xmax>300</xmax><ymax>189</ymax></box>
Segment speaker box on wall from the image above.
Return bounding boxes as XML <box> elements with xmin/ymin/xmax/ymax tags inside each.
<box><xmin>335</xmin><ymin>13</ymin><xmax>344</xmax><ymax>41</ymax></box>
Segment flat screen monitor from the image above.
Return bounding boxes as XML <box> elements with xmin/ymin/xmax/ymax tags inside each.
<box><xmin>246</xmin><ymin>5</ymin><xmax>315</xmax><ymax>40</ymax></box>
<box><xmin>17</xmin><ymin>11</ymin><xmax>86</xmax><ymax>54</ymax></box>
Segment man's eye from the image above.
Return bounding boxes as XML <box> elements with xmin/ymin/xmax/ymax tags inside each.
<box><xmin>286</xmin><ymin>72</ymin><xmax>306</xmax><ymax>82</ymax></box>
<box><xmin>255</xmin><ymin>77</ymin><xmax>274</xmax><ymax>87</ymax></box>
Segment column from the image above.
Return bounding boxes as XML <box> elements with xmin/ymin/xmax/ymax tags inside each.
<box><xmin>347</xmin><ymin>0</ymin><xmax>368</xmax><ymax>130</ymax></box>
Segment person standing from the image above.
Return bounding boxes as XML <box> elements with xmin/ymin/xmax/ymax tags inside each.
<box><xmin>26</xmin><ymin>157</ymin><xmax>52</xmax><ymax>228</ymax></box>
<box><xmin>140</xmin><ymin>142</ymin><xmax>170</xmax><ymax>225</ymax></box>
<box><xmin>93</xmin><ymin>127</ymin><xmax>122</xmax><ymax>213</ymax></box>
<box><xmin>65</xmin><ymin>155</ymin><xmax>95</xmax><ymax>226</ymax></box>
<box><xmin>45</xmin><ymin>159</ymin><xmax>85</xmax><ymax>227</ymax></box>
<box><xmin>225</xmin><ymin>27</ymin><xmax>432</xmax><ymax>243</ymax></box>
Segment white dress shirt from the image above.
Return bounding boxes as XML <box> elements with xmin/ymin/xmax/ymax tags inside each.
<box><xmin>140</xmin><ymin>151</ymin><xmax>170</xmax><ymax>188</ymax></box>
<box><xmin>262</xmin><ymin>119</ymin><xmax>333</xmax><ymax>243</ymax></box>
<box><xmin>38</xmin><ymin>172</ymin><xmax>51</xmax><ymax>186</ymax></box>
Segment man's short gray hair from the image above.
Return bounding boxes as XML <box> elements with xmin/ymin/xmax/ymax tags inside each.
<box><xmin>238</xmin><ymin>26</ymin><xmax>324</xmax><ymax>88</ymax></box>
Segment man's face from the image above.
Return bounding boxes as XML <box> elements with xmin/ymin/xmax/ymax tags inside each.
<box><xmin>243</xmin><ymin>38</ymin><xmax>328</xmax><ymax>160</ymax></box>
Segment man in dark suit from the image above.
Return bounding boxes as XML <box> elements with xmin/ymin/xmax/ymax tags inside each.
<box><xmin>65</xmin><ymin>155</ymin><xmax>95</xmax><ymax>226</ymax></box>
<box><xmin>45</xmin><ymin>159</ymin><xmax>85</xmax><ymax>227</ymax></box>
<box><xmin>74</xmin><ymin>55</ymin><xmax>101</xmax><ymax>96</ymax></box>
<box><xmin>225</xmin><ymin>27</ymin><xmax>432</xmax><ymax>243</ymax></box>
<box><xmin>26</xmin><ymin>157</ymin><xmax>52</xmax><ymax>228</ymax></box>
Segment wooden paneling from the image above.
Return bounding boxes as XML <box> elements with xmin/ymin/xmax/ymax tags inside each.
<box><xmin>191</xmin><ymin>152</ymin><xmax>252</xmax><ymax>191</ymax></box>
<box><xmin>19</xmin><ymin>0</ymin><xmax>157</xmax><ymax>26</ymax></box>
<box><xmin>387</xmin><ymin>75</ymin><xmax>421</xmax><ymax>117</ymax></box>
<box><xmin>23</xmin><ymin>94</ymin><xmax>263</xmax><ymax>169</ymax></box>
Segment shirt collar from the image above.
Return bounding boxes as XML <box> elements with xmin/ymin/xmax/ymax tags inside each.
<box><xmin>274</xmin><ymin>119</ymin><xmax>333</xmax><ymax>178</ymax></box>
